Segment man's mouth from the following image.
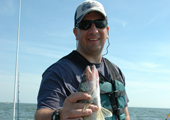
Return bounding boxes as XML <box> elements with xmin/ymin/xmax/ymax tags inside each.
<box><xmin>88</xmin><ymin>38</ymin><xmax>99</xmax><ymax>41</ymax></box>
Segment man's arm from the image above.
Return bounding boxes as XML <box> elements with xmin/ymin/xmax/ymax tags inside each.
<box><xmin>125</xmin><ymin>107</ymin><xmax>130</xmax><ymax>120</ymax></box>
<box><xmin>34</xmin><ymin>92</ymin><xmax>98</xmax><ymax>120</ymax></box>
<box><xmin>34</xmin><ymin>109</ymin><xmax>54</xmax><ymax>120</ymax></box>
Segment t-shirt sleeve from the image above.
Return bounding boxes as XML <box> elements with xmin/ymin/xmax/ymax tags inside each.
<box><xmin>37</xmin><ymin>60</ymin><xmax>80</xmax><ymax>110</ymax></box>
<box><xmin>37</xmin><ymin>70</ymin><xmax>67</xmax><ymax>110</ymax></box>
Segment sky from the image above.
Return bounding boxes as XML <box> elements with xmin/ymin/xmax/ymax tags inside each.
<box><xmin>0</xmin><ymin>0</ymin><xmax>170</xmax><ymax>109</ymax></box>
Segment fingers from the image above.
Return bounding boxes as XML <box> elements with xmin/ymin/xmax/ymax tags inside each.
<box><xmin>61</xmin><ymin>92</ymin><xmax>99</xmax><ymax>120</ymax></box>
<box><xmin>66</xmin><ymin>108</ymin><xmax>92</xmax><ymax>118</ymax></box>
<box><xmin>66</xmin><ymin>92</ymin><xmax>91</xmax><ymax>103</ymax></box>
<box><xmin>61</xmin><ymin>108</ymin><xmax>93</xmax><ymax>120</ymax></box>
<box><xmin>70</xmin><ymin>102</ymin><xmax>98</xmax><ymax>112</ymax></box>
<box><xmin>62</xmin><ymin>103</ymin><xmax>98</xmax><ymax>119</ymax></box>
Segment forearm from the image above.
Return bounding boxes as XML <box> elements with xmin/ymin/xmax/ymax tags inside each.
<box><xmin>125</xmin><ymin>115</ymin><xmax>130</xmax><ymax>120</ymax></box>
<box><xmin>125</xmin><ymin>107</ymin><xmax>130</xmax><ymax>120</ymax></box>
<box><xmin>34</xmin><ymin>108</ymin><xmax>55</xmax><ymax>120</ymax></box>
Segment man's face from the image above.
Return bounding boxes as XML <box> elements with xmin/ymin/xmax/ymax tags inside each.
<box><xmin>74</xmin><ymin>12</ymin><xmax>109</xmax><ymax>56</ymax></box>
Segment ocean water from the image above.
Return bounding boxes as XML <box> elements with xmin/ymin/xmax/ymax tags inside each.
<box><xmin>0</xmin><ymin>102</ymin><xmax>169</xmax><ymax>120</ymax></box>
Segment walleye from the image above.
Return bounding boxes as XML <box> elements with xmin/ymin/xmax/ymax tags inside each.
<box><xmin>77</xmin><ymin>65</ymin><xmax>112</xmax><ymax>120</ymax></box>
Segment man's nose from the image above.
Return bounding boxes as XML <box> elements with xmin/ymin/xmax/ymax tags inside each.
<box><xmin>89</xmin><ymin>23</ymin><xmax>98</xmax><ymax>34</ymax></box>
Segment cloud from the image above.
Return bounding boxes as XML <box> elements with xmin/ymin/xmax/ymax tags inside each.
<box><xmin>127</xmin><ymin>80</ymin><xmax>170</xmax><ymax>108</ymax></box>
<box><xmin>0</xmin><ymin>71</ymin><xmax>14</xmax><ymax>82</ymax></box>
<box><xmin>110</xmin><ymin>18</ymin><xmax>128</xmax><ymax>27</ymax></box>
<box><xmin>128</xmin><ymin>80</ymin><xmax>170</xmax><ymax>91</ymax></box>
<box><xmin>138</xmin><ymin>62</ymin><xmax>162</xmax><ymax>69</ymax></box>
<box><xmin>108</xmin><ymin>55</ymin><xmax>170</xmax><ymax>74</ymax></box>
<box><xmin>19</xmin><ymin>41</ymin><xmax>73</xmax><ymax>59</ymax></box>
<box><xmin>19</xmin><ymin>73</ymin><xmax>41</xmax><ymax>84</ymax></box>
<box><xmin>146</xmin><ymin>17</ymin><xmax>158</xmax><ymax>25</ymax></box>
<box><xmin>44</xmin><ymin>29</ymin><xmax>73</xmax><ymax>38</ymax></box>
<box><xmin>0</xmin><ymin>72</ymin><xmax>41</xmax><ymax>103</ymax></box>
<box><xmin>0</xmin><ymin>0</ymin><xmax>15</xmax><ymax>16</ymax></box>
<box><xmin>157</xmin><ymin>43</ymin><xmax>170</xmax><ymax>57</ymax></box>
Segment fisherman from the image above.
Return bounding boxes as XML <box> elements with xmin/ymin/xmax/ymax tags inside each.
<box><xmin>34</xmin><ymin>0</ymin><xmax>130</xmax><ymax>120</ymax></box>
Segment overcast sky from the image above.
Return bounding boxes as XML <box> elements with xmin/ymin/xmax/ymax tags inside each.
<box><xmin>0</xmin><ymin>0</ymin><xmax>170</xmax><ymax>108</ymax></box>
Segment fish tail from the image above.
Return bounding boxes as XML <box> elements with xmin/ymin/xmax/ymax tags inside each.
<box><xmin>96</xmin><ymin>110</ymin><xmax>105</xmax><ymax>120</ymax></box>
<box><xmin>101</xmin><ymin>107</ymin><xmax>113</xmax><ymax>118</ymax></box>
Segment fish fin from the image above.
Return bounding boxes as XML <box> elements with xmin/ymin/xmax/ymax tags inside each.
<box><xmin>96</xmin><ymin>110</ymin><xmax>105</xmax><ymax>120</ymax></box>
<box><xmin>101</xmin><ymin>107</ymin><xmax>113</xmax><ymax>118</ymax></box>
<box><xmin>83</xmin><ymin>103</ymin><xmax>90</xmax><ymax>112</ymax></box>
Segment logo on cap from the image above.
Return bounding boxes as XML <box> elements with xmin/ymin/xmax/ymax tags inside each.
<box><xmin>82</xmin><ymin>2</ymin><xmax>99</xmax><ymax>11</ymax></box>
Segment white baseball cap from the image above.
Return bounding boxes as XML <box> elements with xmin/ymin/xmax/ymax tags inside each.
<box><xmin>74</xmin><ymin>0</ymin><xmax>107</xmax><ymax>27</ymax></box>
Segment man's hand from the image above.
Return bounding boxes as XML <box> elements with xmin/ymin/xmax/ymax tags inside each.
<box><xmin>60</xmin><ymin>92</ymin><xmax>98</xmax><ymax>120</ymax></box>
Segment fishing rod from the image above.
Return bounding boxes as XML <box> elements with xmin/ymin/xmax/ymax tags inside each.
<box><xmin>17</xmin><ymin>73</ymin><xmax>20</xmax><ymax>120</ymax></box>
<box><xmin>166</xmin><ymin>113</ymin><xmax>170</xmax><ymax>120</ymax></box>
<box><xmin>13</xmin><ymin>0</ymin><xmax>21</xmax><ymax>120</ymax></box>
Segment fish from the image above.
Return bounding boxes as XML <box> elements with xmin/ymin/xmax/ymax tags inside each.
<box><xmin>77</xmin><ymin>65</ymin><xmax>112</xmax><ymax>120</ymax></box>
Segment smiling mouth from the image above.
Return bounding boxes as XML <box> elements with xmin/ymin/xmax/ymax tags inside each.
<box><xmin>88</xmin><ymin>38</ymin><xmax>99</xmax><ymax>41</ymax></box>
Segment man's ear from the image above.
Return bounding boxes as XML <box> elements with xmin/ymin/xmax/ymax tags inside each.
<box><xmin>73</xmin><ymin>28</ymin><xmax>78</xmax><ymax>40</ymax></box>
<box><xmin>106</xmin><ymin>26</ymin><xmax>109</xmax><ymax>39</ymax></box>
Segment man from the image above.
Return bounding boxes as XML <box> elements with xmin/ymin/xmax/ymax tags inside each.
<box><xmin>34</xmin><ymin>0</ymin><xmax>130</xmax><ymax>120</ymax></box>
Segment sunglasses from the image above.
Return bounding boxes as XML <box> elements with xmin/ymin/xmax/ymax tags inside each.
<box><xmin>76</xmin><ymin>19</ymin><xmax>108</xmax><ymax>30</ymax></box>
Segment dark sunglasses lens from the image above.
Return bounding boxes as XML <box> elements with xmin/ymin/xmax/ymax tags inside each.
<box><xmin>78</xmin><ymin>21</ymin><xmax>92</xmax><ymax>30</ymax></box>
<box><xmin>78</xmin><ymin>20</ymin><xmax>107</xmax><ymax>30</ymax></box>
<box><xmin>95</xmin><ymin>20</ymin><xmax>107</xmax><ymax>28</ymax></box>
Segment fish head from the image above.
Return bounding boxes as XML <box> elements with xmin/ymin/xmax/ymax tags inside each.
<box><xmin>78</xmin><ymin>65</ymin><xmax>99</xmax><ymax>94</ymax></box>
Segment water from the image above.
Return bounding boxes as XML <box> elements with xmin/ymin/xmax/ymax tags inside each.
<box><xmin>0</xmin><ymin>102</ymin><xmax>36</xmax><ymax>120</ymax></box>
<box><xmin>128</xmin><ymin>107</ymin><xmax>170</xmax><ymax>120</ymax></box>
<box><xmin>0</xmin><ymin>102</ymin><xmax>169</xmax><ymax>120</ymax></box>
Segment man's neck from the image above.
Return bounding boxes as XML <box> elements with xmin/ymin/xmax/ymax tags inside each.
<box><xmin>76</xmin><ymin>50</ymin><xmax>102</xmax><ymax>63</ymax></box>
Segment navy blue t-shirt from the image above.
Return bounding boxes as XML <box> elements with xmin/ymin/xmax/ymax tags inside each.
<box><xmin>37</xmin><ymin>54</ymin><xmax>129</xmax><ymax>110</ymax></box>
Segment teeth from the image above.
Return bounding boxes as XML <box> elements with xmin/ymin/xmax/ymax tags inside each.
<box><xmin>89</xmin><ymin>38</ymin><xmax>98</xmax><ymax>41</ymax></box>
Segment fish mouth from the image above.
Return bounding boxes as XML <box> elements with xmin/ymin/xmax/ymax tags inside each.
<box><xmin>78</xmin><ymin>65</ymin><xmax>99</xmax><ymax>93</ymax></box>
